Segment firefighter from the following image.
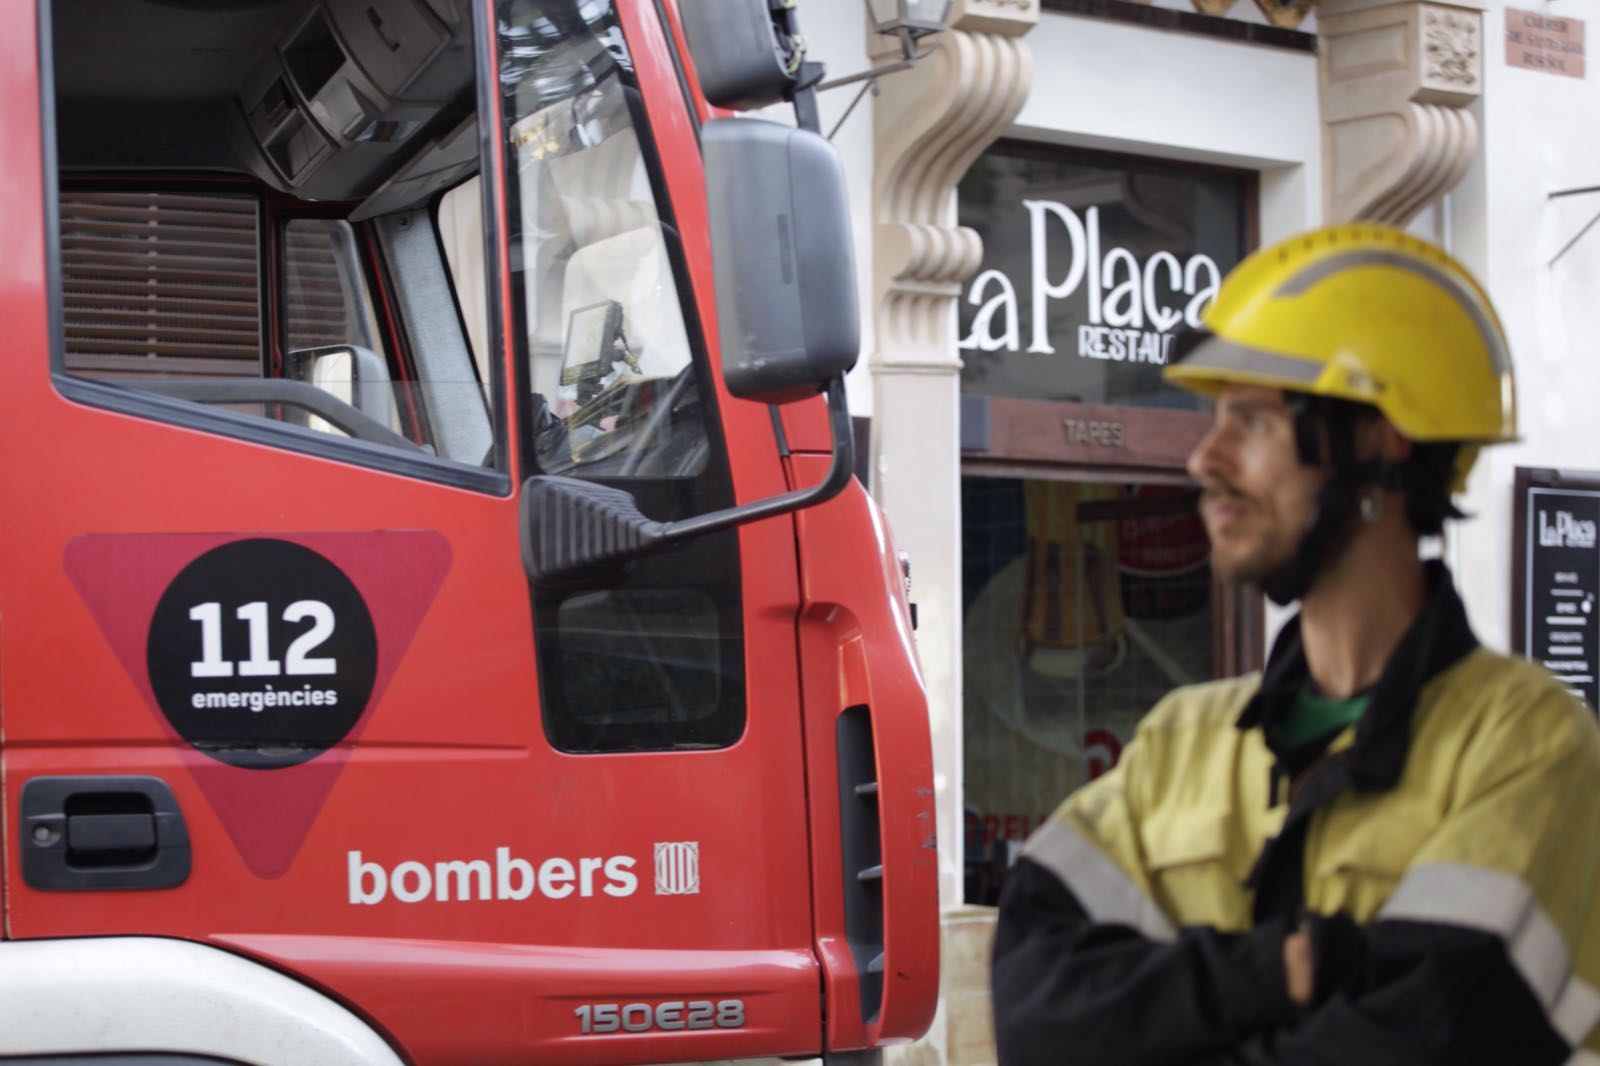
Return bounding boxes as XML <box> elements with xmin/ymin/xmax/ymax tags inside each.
<box><xmin>990</xmin><ymin>224</ymin><xmax>1600</xmax><ymax>1066</ymax></box>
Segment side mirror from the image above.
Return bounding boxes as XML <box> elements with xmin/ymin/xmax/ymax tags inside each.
<box><xmin>285</xmin><ymin>344</ymin><xmax>395</xmax><ymax>429</ymax></box>
<box><xmin>679</xmin><ymin>0</ymin><xmax>797</xmax><ymax>111</ymax></box>
<box><xmin>702</xmin><ymin>117</ymin><xmax>860</xmax><ymax>405</ymax></box>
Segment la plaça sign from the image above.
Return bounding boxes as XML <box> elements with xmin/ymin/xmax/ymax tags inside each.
<box><xmin>959</xmin><ymin>200</ymin><xmax>1223</xmax><ymax>365</ymax></box>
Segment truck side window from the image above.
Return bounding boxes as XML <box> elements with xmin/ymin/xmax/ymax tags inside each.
<box><xmin>282</xmin><ymin>219</ymin><xmax>399</xmax><ymax>438</ymax></box>
<box><xmin>498</xmin><ymin>0</ymin><xmax>745</xmax><ymax>752</ymax></box>
<box><xmin>54</xmin><ymin>190</ymin><xmax>496</xmax><ymax>477</ymax></box>
<box><xmin>503</xmin><ymin>9</ymin><xmax>706</xmax><ymax>481</ymax></box>
<box><xmin>61</xmin><ymin>192</ymin><xmax>262</xmax><ymax>383</ymax></box>
<box><xmin>284</xmin><ymin>220</ymin><xmax>387</xmax><ymax>356</ymax></box>
<box><xmin>435</xmin><ymin>179</ymin><xmax>493</xmax><ymax>400</ymax></box>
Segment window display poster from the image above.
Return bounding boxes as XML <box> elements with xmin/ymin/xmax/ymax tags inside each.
<box><xmin>962</xmin><ymin>477</ymin><xmax>1213</xmax><ymax>904</ymax></box>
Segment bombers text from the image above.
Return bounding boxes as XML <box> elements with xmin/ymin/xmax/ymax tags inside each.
<box><xmin>349</xmin><ymin>848</ymin><xmax>638</xmax><ymax>904</ymax></box>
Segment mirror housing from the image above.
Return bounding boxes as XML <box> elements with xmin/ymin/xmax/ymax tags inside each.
<box><xmin>679</xmin><ymin>0</ymin><xmax>797</xmax><ymax>111</ymax></box>
<box><xmin>703</xmin><ymin>118</ymin><xmax>860</xmax><ymax>405</ymax></box>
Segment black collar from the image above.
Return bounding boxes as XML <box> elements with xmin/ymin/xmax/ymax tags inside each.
<box><xmin>1236</xmin><ymin>560</ymin><xmax>1479</xmax><ymax>794</ymax></box>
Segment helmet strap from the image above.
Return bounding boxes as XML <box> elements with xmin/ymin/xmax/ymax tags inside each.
<box><xmin>1258</xmin><ymin>398</ymin><xmax>1385</xmax><ymax>606</ymax></box>
<box><xmin>1255</xmin><ymin>396</ymin><xmax>1447</xmax><ymax>605</ymax></box>
<box><xmin>1260</xmin><ymin>474</ymin><xmax>1357</xmax><ymax>606</ymax></box>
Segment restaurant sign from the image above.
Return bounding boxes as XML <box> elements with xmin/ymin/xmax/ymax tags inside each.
<box><xmin>960</xmin><ymin>202</ymin><xmax>1222</xmax><ymax>365</ymax></box>
<box><xmin>957</xmin><ymin>143</ymin><xmax>1249</xmax><ymax>410</ymax></box>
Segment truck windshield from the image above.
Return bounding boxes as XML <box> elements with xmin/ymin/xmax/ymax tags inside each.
<box><xmin>501</xmin><ymin>0</ymin><xmax>708</xmax><ymax>480</ymax></box>
<box><xmin>496</xmin><ymin>0</ymin><xmax>746</xmax><ymax>753</ymax></box>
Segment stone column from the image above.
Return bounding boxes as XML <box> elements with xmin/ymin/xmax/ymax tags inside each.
<box><xmin>1319</xmin><ymin>0</ymin><xmax>1486</xmax><ymax>226</ymax></box>
<box><xmin>870</xmin><ymin>4</ymin><xmax>1036</xmax><ymax>1065</ymax></box>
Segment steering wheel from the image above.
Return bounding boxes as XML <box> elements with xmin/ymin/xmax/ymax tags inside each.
<box><xmin>617</xmin><ymin>365</ymin><xmax>697</xmax><ymax>477</ymax></box>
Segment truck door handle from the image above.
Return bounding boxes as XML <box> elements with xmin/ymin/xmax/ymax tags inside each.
<box><xmin>21</xmin><ymin>776</ymin><xmax>190</xmax><ymax>891</ymax></box>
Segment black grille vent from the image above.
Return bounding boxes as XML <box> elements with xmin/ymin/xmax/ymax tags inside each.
<box><xmin>837</xmin><ymin>705</ymin><xmax>885</xmax><ymax>1023</ymax></box>
<box><xmin>60</xmin><ymin>191</ymin><xmax>261</xmax><ymax>380</ymax></box>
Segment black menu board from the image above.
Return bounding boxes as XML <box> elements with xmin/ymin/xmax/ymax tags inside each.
<box><xmin>1514</xmin><ymin>468</ymin><xmax>1600</xmax><ymax>711</ymax></box>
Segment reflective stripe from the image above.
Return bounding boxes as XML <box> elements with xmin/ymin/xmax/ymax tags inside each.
<box><xmin>1380</xmin><ymin>863</ymin><xmax>1600</xmax><ymax>1047</ymax></box>
<box><xmin>1022</xmin><ymin>819</ymin><xmax>1176</xmax><ymax>943</ymax></box>
<box><xmin>1172</xmin><ymin>337</ymin><xmax>1324</xmax><ymax>386</ymax></box>
<box><xmin>1555</xmin><ymin>980</ymin><xmax>1600</xmax><ymax>1051</ymax></box>
<box><xmin>1275</xmin><ymin>250</ymin><xmax>1512</xmax><ymax>377</ymax></box>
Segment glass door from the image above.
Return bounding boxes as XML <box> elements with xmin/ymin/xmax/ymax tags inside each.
<box><xmin>961</xmin><ymin>475</ymin><xmax>1247</xmax><ymax>905</ymax></box>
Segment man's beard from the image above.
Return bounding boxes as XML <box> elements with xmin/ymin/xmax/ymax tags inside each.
<box><xmin>1201</xmin><ymin>488</ymin><xmax>1297</xmax><ymax>587</ymax></box>
<box><xmin>1211</xmin><ymin>545</ymin><xmax>1289</xmax><ymax>587</ymax></box>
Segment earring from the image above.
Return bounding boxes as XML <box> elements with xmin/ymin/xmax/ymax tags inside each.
<box><xmin>1360</xmin><ymin>492</ymin><xmax>1385</xmax><ymax>524</ymax></box>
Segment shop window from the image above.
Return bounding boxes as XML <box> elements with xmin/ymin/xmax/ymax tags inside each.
<box><xmin>962</xmin><ymin>476</ymin><xmax>1215</xmax><ymax>905</ymax></box>
<box><xmin>956</xmin><ymin>142</ymin><xmax>1259</xmax><ymax>903</ymax></box>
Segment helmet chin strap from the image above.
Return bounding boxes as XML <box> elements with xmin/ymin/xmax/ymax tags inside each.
<box><xmin>1259</xmin><ymin>473</ymin><xmax>1360</xmax><ymax>606</ymax></box>
<box><xmin>1257</xmin><ymin>399</ymin><xmax>1396</xmax><ymax>607</ymax></box>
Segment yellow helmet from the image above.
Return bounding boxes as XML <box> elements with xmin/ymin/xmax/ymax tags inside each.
<box><xmin>1164</xmin><ymin>224</ymin><xmax>1515</xmax><ymax>491</ymax></box>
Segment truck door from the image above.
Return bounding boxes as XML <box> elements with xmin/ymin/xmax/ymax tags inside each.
<box><xmin>2</xmin><ymin>1</ymin><xmax>821</xmax><ymax>1062</ymax></box>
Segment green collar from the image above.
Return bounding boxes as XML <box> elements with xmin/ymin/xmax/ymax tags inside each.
<box><xmin>1277</xmin><ymin>688</ymin><xmax>1368</xmax><ymax>751</ymax></box>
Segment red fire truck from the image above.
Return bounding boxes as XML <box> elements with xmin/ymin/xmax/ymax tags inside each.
<box><xmin>0</xmin><ymin>0</ymin><xmax>938</xmax><ymax>1062</ymax></box>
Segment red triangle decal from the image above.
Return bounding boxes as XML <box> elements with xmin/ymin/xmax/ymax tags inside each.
<box><xmin>64</xmin><ymin>531</ymin><xmax>452</xmax><ymax>878</ymax></box>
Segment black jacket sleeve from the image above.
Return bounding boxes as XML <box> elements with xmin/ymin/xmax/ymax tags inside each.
<box><xmin>1183</xmin><ymin>916</ymin><xmax>1575</xmax><ymax>1066</ymax></box>
<box><xmin>991</xmin><ymin>855</ymin><xmax>1300</xmax><ymax>1066</ymax></box>
<box><xmin>993</xmin><ymin>866</ymin><xmax>1575</xmax><ymax>1066</ymax></box>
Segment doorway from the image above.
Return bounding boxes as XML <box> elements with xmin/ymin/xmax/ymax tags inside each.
<box><xmin>961</xmin><ymin>474</ymin><xmax>1254</xmax><ymax>905</ymax></box>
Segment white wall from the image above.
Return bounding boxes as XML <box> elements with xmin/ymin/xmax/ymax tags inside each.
<box><xmin>1451</xmin><ymin>0</ymin><xmax>1600</xmax><ymax>653</ymax></box>
<box><xmin>1015</xmin><ymin>11</ymin><xmax>1322</xmax><ymax>245</ymax></box>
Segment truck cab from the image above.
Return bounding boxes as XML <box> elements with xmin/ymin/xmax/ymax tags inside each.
<box><xmin>0</xmin><ymin>1</ymin><xmax>938</xmax><ymax>1062</ymax></box>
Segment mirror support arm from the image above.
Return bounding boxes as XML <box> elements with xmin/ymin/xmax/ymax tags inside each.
<box><xmin>521</xmin><ymin>377</ymin><xmax>855</xmax><ymax>582</ymax></box>
<box><xmin>666</xmin><ymin>375</ymin><xmax>853</xmax><ymax>542</ymax></box>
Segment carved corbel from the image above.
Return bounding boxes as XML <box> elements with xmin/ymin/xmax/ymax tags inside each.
<box><xmin>872</xmin><ymin>0</ymin><xmax>1037</xmax><ymax>374</ymax></box>
<box><xmin>1320</xmin><ymin>0</ymin><xmax>1485</xmax><ymax>226</ymax></box>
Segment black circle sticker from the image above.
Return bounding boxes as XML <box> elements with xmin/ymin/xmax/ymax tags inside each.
<box><xmin>147</xmin><ymin>539</ymin><xmax>378</xmax><ymax>770</ymax></box>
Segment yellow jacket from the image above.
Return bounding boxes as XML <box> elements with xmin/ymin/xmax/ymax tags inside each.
<box><xmin>993</xmin><ymin>564</ymin><xmax>1600</xmax><ymax>1065</ymax></box>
